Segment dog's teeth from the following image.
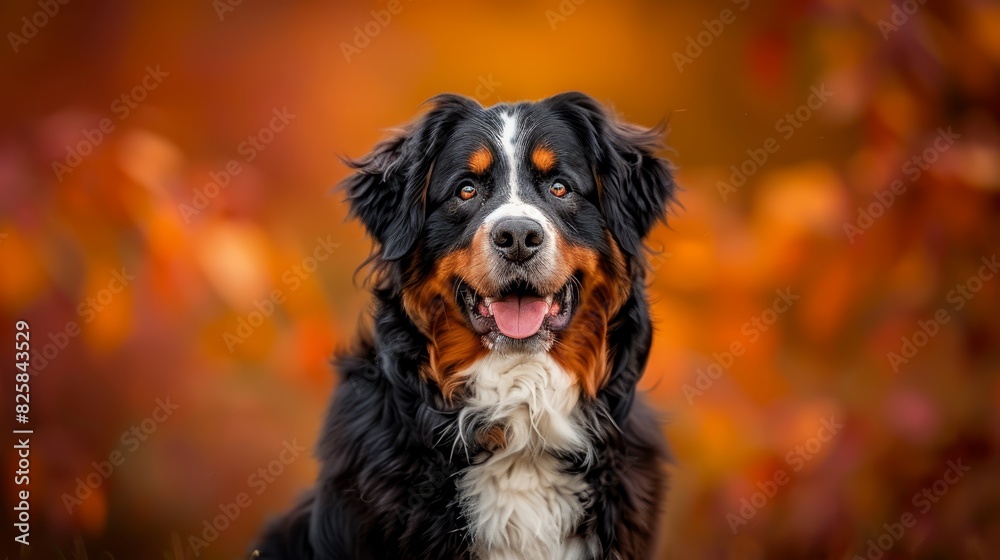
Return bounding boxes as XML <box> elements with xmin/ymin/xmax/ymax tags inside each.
<box><xmin>477</xmin><ymin>297</ymin><xmax>494</xmax><ymax>317</ymax></box>
<box><xmin>545</xmin><ymin>294</ymin><xmax>554</xmax><ymax>306</ymax></box>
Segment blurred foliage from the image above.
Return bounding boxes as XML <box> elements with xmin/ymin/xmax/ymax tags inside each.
<box><xmin>1</xmin><ymin>0</ymin><xmax>999</xmax><ymax>558</ymax></box>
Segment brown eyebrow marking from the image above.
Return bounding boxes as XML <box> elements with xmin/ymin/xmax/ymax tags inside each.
<box><xmin>531</xmin><ymin>145</ymin><xmax>557</xmax><ymax>173</ymax></box>
<box><xmin>468</xmin><ymin>146</ymin><xmax>493</xmax><ymax>175</ymax></box>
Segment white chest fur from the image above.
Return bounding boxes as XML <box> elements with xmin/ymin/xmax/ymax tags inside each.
<box><xmin>456</xmin><ymin>353</ymin><xmax>592</xmax><ymax>560</ymax></box>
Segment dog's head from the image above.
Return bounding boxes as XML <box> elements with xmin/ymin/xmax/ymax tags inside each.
<box><xmin>344</xmin><ymin>92</ymin><xmax>676</xmax><ymax>400</ymax></box>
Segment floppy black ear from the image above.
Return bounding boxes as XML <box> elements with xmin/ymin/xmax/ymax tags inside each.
<box><xmin>543</xmin><ymin>92</ymin><xmax>677</xmax><ymax>257</ymax></box>
<box><xmin>342</xmin><ymin>94</ymin><xmax>480</xmax><ymax>261</ymax></box>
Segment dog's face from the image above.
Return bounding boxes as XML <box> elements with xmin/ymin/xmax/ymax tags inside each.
<box><xmin>345</xmin><ymin>92</ymin><xmax>675</xmax><ymax>400</ymax></box>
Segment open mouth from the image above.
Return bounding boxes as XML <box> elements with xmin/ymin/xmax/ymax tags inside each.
<box><xmin>459</xmin><ymin>277</ymin><xmax>578</xmax><ymax>343</ymax></box>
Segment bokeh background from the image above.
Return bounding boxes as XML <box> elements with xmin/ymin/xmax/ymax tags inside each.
<box><xmin>2</xmin><ymin>0</ymin><xmax>999</xmax><ymax>558</ymax></box>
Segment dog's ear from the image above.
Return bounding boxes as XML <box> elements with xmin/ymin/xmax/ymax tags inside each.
<box><xmin>543</xmin><ymin>92</ymin><xmax>677</xmax><ymax>257</ymax></box>
<box><xmin>342</xmin><ymin>94</ymin><xmax>480</xmax><ymax>261</ymax></box>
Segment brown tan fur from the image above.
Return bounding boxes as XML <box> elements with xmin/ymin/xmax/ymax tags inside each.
<box><xmin>468</xmin><ymin>146</ymin><xmax>493</xmax><ymax>175</ymax></box>
<box><xmin>530</xmin><ymin>145</ymin><xmax>557</xmax><ymax>173</ymax></box>
<box><xmin>402</xmin><ymin>224</ymin><xmax>630</xmax><ymax>402</ymax></box>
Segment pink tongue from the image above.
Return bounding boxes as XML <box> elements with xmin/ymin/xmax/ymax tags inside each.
<box><xmin>491</xmin><ymin>295</ymin><xmax>549</xmax><ymax>339</ymax></box>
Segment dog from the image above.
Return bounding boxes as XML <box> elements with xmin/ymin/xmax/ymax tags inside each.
<box><xmin>254</xmin><ymin>92</ymin><xmax>677</xmax><ymax>559</ymax></box>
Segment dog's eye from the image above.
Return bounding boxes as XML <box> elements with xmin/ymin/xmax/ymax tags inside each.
<box><xmin>458</xmin><ymin>183</ymin><xmax>477</xmax><ymax>200</ymax></box>
<box><xmin>549</xmin><ymin>182</ymin><xmax>569</xmax><ymax>198</ymax></box>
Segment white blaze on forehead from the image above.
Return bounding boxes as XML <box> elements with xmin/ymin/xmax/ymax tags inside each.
<box><xmin>499</xmin><ymin>111</ymin><xmax>521</xmax><ymax>204</ymax></box>
<box><xmin>490</xmin><ymin>110</ymin><xmax>554</xmax><ymax>228</ymax></box>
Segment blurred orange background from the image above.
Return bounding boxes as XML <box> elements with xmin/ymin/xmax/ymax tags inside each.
<box><xmin>2</xmin><ymin>0</ymin><xmax>999</xmax><ymax>558</ymax></box>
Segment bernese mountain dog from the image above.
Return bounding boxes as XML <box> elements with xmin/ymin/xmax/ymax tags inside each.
<box><xmin>254</xmin><ymin>91</ymin><xmax>678</xmax><ymax>559</ymax></box>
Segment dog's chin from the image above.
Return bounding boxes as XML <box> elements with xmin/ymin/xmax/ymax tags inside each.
<box><xmin>457</xmin><ymin>275</ymin><xmax>579</xmax><ymax>354</ymax></box>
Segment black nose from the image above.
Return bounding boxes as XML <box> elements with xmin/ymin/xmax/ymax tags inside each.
<box><xmin>491</xmin><ymin>217</ymin><xmax>545</xmax><ymax>262</ymax></box>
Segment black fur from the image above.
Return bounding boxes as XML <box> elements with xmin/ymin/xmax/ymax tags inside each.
<box><xmin>542</xmin><ymin>92</ymin><xmax>675</xmax><ymax>258</ymax></box>
<box><xmin>254</xmin><ymin>92</ymin><xmax>676</xmax><ymax>559</ymax></box>
<box><xmin>343</xmin><ymin>94</ymin><xmax>481</xmax><ymax>262</ymax></box>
